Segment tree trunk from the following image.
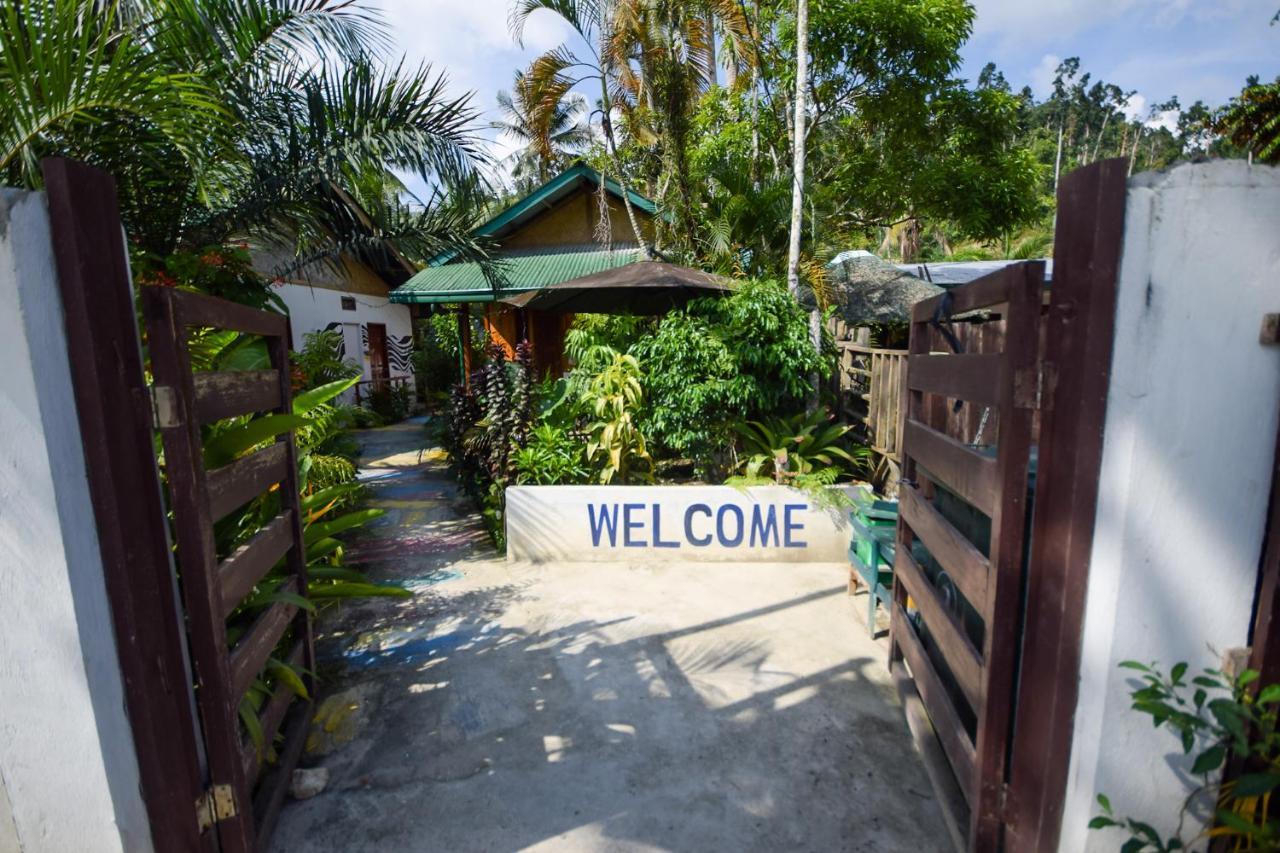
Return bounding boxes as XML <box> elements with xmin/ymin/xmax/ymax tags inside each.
<box><xmin>598</xmin><ymin>79</ymin><xmax>650</xmax><ymax>257</ymax></box>
<box><xmin>1091</xmin><ymin>111</ymin><xmax>1112</xmax><ymax>164</ymax></box>
<box><xmin>706</xmin><ymin>11</ymin><xmax>718</xmax><ymax>89</ymax></box>
<box><xmin>1052</xmin><ymin>121</ymin><xmax>1065</xmax><ymax>195</ymax></box>
<box><xmin>786</xmin><ymin>0</ymin><xmax>809</xmax><ymax>297</ymax></box>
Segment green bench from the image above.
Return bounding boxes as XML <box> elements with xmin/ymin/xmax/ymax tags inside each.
<box><xmin>848</xmin><ymin>489</ymin><xmax>898</xmax><ymax>636</ymax></box>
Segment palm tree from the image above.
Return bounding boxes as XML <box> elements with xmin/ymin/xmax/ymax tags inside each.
<box><xmin>513</xmin><ymin>0</ymin><xmax>753</xmax><ymax>253</ymax></box>
<box><xmin>511</xmin><ymin>0</ymin><xmax>652</xmax><ymax>255</ymax></box>
<box><xmin>0</xmin><ymin>0</ymin><xmax>493</xmax><ymax>275</ymax></box>
<box><xmin>493</xmin><ymin>69</ymin><xmax>593</xmax><ymax>190</ymax></box>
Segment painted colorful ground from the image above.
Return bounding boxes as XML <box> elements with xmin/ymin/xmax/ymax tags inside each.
<box><xmin>271</xmin><ymin>416</ymin><xmax>950</xmax><ymax>852</ymax></box>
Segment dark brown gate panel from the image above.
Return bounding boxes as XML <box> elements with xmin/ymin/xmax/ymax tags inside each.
<box><xmin>42</xmin><ymin>159</ymin><xmax>215</xmax><ymax>852</ymax></box>
<box><xmin>144</xmin><ymin>287</ymin><xmax>314</xmax><ymax>852</ymax></box>
<box><xmin>1003</xmin><ymin>159</ymin><xmax>1128</xmax><ymax>852</ymax></box>
<box><xmin>889</xmin><ymin>262</ymin><xmax>1044</xmax><ymax>851</ymax></box>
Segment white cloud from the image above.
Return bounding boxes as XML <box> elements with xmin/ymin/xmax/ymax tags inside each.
<box><xmin>1030</xmin><ymin>53</ymin><xmax>1062</xmax><ymax>99</ymax></box>
<box><xmin>969</xmin><ymin>0</ymin><xmax>1252</xmax><ymax>45</ymax></box>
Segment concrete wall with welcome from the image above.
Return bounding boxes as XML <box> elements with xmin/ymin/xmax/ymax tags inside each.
<box><xmin>0</xmin><ymin>189</ymin><xmax>152</xmax><ymax>850</ymax></box>
<box><xmin>507</xmin><ymin>485</ymin><xmax>856</xmax><ymax>563</ymax></box>
<box><xmin>1060</xmin><ymin>161</ymin><xmax>1280</xmax><ymax>851</ymax></box>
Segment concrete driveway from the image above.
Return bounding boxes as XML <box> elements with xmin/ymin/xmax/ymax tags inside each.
<box><xmin>269</xmin><ymin>419</ymin><xmax>949</xmax><ymax>852</ymax></box>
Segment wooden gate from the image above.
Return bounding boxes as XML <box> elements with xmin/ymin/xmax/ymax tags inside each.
<box><xmin>889</xmin><ymin>262</ymin><xmax>1044</xmax><ymax>850</ymax></box>
<box><xmin>144</xmin><ymin>286</ymin><xmax>315</xmax><ymax>851</ymax></box>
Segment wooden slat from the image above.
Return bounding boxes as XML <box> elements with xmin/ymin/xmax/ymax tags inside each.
<box><xmin>893</xmin><ymin>605</ymin><xmax>977</xmax><ymax>804</ymax></box>
<box><xmin>907</xmin><ymin>353</ymin><xmax>1004</xmax><ymax>407</ymax></box>
<box><xmin>894</xmin><ymin>548</ymin><xmax>984</xmax><ymax>712</ymax></box>
<box><xmin>218</xmin><ymin>512</ymin><xmax>294</xmax><ymax>617</ymax></box>
<box><xmin>206</xmin><ymin>443</ymin><xmax>289</xmax><ymax>521</ymax></box>
<box><xmin>904</xmin><ymin>419</ymin><xmax>998</xmax><ymax>517</ymax></box>
<box><xmin>911</xmin><ymin>263</ymin><xmax>1027</xmax><ymax>323</ymax></box>
<box><xmin>194</xmin><ymin>370</ymin><xmax>283</xmax><ymax>424</ymax></box>
<box><xmin>228</xmin><ymin>581</ymin><xmax>300</xmax><ymax>702</ymax></box>
<box><xmin>892</xmin><ymin>663</ymin><xmax>970</xmax><ymax>853</ymax></box>
<box><xmin>252</xmin><ymin>699</ymin><xmax>313</xmax><ymax>848</ymax></box>
<box><xmin>899</xmin><ymin>485</ymin><xmax>990</xmax><ymax>610</ymax></box>
<box><xmin>144</xmin><ymin>286</ymin><xmax>258</xmax><ymax>851</ymax></box>
<box><xmin>241</xmin><ymin>639</ymin><xmax>306</xmax><ymax>782</ymax></box>
<box><xmin>171</xmin><ymin>288</ymin><xmax>288</xmax><ymax>337</ymax></box>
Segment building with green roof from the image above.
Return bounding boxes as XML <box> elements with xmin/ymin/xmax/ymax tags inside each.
<box><xmin>389</xmin><ymin>164</ymin><xmax>663</xmax><ymax>376</ymax></box>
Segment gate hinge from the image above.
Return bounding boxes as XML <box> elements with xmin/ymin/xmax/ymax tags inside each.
<box><xmin>195</xmin><ymin>784</ymin><xmax>236</xmax><ymax>832</ymax></box>
<box><xmin>149</xmin><ymin>385</ymin><xmax>181</xmax><ymax>429</ymax></box>
<box><xmin>1013</xmin><ymin>363</ymin><xmax>1057</xmax><ymax>411</ymax></box>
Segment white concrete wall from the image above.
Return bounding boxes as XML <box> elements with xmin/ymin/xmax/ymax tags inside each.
<box><xmin>0</xmin><ymin>190</ymin><xmax>151</xmax><ymax>851</ymax></box>
<box><xmin>274</xmin><ymin>282</ymin><xmax>415</xmax><ymax>383</ymax></box>
<box><xmin>1060</xmin><ymin>161</ymin><xmax>1280</xmax><ymax>851</ymax></box>
<box><xmin>507</xmin><ymin>485</ymin><xmax>857</xmax><ymax>563</ymax></box>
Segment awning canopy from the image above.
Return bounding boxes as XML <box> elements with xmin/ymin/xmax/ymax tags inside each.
<box><xmin>501</xmin><ymin>261</ymin><xmax>732</xmax><ymax>314</ymax></box>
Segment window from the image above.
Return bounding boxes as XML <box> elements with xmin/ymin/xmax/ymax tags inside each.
<box><xmin>340</xmin><ymin>296</ymin><xmax>356</xmax><ymax>311</ymax></box>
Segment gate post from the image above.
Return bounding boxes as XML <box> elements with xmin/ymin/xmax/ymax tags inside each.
<box><xmin>41</xmin><ymin>158</ymin><xmax>212</xmax><ymax>852</ymax></box>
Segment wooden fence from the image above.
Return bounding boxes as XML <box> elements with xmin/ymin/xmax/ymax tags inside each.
<box><xmin>832</xmin><ymin>313</ymin><xmax>1011</xmax><ymax>494</ymax></box>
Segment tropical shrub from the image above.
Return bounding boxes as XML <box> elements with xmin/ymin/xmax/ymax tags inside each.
<box><xmin>512</xmin><ymin>424</ymin><xmax>589</xmax><ymax>485</ymax></box>
<box><xmin>366</xmin><ymin>382</ymin><xmax>413</xmax><ymax>423</ymax></box>
<box><xmin>1091</xmin><ymin>660</ymin><xmax>1280</xmax><ymax>851</ymax></box>
<box><xmin>413</xmin><ymin>312</ymin><xmax>489</xmax><ymax>398</ymax></box>
<box><xmin>633</xmin><ymin>279</ymin><xmax>830</xmax><ymax>472</ymax></box>
<box><xmin>581</xmin><ymin>350</ymin><xmax>653</xmax><ymax>484</ymax></box>
<box><xmin>735</xmin><ymin>409</ymin><xmax>867</xmax><ymax>483</ymax></box>
<box><xmin>295</xmin><ymin>329</ymin><xmax>360</xmax><ymax>390</ymax></box>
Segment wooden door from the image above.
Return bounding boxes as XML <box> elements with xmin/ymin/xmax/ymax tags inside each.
<box><xmin>367</xmin><ymin>322</ymin><xmax>389</xmax><ymax>387</ymax></box>
<box><xmin>889</xmin><ymin>262</ymin><xmax>1043</xmax><ymax>851</ymax></box>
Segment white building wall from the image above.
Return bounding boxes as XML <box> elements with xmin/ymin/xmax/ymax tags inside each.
<box><xmin>0</xmin><ymin>189</ymin><xmax>151</xmax><ymax>851</ymax></box>
<box><xmin>1059</xmin><ymin>161</ymin><xmax>1280</xmax><ymax>851</ymax></box>
<box><xmin>273</xmin><ymin>282</ymin><xmax>416</xmax><ymax>384</ymax></box>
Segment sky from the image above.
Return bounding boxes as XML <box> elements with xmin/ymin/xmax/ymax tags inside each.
<box><xmin>373</xmin><ymin>0</ymin><xmax>1280</xmax><ymax>197</ymax></box>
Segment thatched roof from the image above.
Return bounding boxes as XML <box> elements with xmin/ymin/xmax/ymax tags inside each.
<box><xmin>807</xmin><ymin>250</ymin><xmax>943</xmax><ymax>325</ymax></box>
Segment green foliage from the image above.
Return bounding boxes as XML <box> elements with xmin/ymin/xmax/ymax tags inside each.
<box><xmin>1214</xmin><ymin>75</ymin><xmax>1280</xmax><ymax>165</ymax></box>
<box><xmin>294</xmin><ymin>329</ymin><xmax>360</xmax><ymax>390</ymax></box>
<box><xmin>133</xmin><ymin>244</ymin><xmax>284</xmax><ymax>310</ymax></box>
<box><xmin>633</xmin><ymin>279</ymin><xmax>828</xmax><ymax>470</ymax></box>
<box><xmin>734</xmin><ymin>409</ymin><xmax>867</xmax><ymax>483</ymax></box>
<box><xmin>580</xmin><ymin>350</ymin><xmax>653</xmax><ymax>484</ymax></box>
<box><xmin>1091</xmin><ymin>660</ymin><xmax>1280</xmax><ymax>850</ymax></box>
<box><xmin>412</xmin><ymin>312</ymin><xmax>488</xmax><ymax>398</ymax></box>
<box><xmin>512</xmin><ymin>424</ymin><xmax>589</xmax><ymax>485</ymax></box>
<box><xmin>2</xmin><ymin>0</ymin><xmax>491</xmax><ymax>278</ymax></box>
<box><xmin>365</xmin><ymin>382</ymin><xmax>413</xmax><ymax>423</ymax></box>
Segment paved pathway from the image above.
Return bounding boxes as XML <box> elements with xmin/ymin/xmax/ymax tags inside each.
<box><xmin>270</xmin><ymin>417</ymin><xmax>950</xmax><ymax>852</ymax></box>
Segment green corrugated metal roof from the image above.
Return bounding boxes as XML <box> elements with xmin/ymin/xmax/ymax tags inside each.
<box><xmin>389</xmin><ymin>246</ymin><xmax>645</xmax><ymax>304</ymax></box>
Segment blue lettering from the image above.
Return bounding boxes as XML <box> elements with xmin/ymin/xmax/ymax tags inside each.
<box><xmin>717</xmin><ymin>504</ymin><xmax>745</xmax><ymax>547</ymax></box>
<box><xmin>623</xmin><ymin>503</ymin><xmax>647</xmax><ymax>547</ymax></box>
<box><xmin>588</xmin><ymin>503</ymin><xmax>620</xmax><ymax>547</ymax></box>
<box><xmin>653</xmin><ymin>504</ymin><xmax>680</xmax><ymax>548</ymax></box>
<box><xmin>783</xmin><ymin>504</ymin><xmax>808</xmax><ymax>548</ymax></box>
<box><xmin>749</xmin><ymin>505</ymin><xmax>779</xmax><ymax>547</ymax></box>
<box><xmin>685</xmin><ymin>504</ymin><xmax>713</xmax><ymax>546</ymax></box>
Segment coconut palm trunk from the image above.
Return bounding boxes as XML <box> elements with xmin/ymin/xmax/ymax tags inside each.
<box><xmin>785</xmin><ymin>0</ymin><xmax>808</xmax><ymax>297</ymax></box>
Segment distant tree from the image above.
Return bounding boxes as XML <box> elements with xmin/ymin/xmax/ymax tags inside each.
<box><xmin>1214</xmin><ymin>74</ymin><xmax>1280</xmax><ymax>164</ymax></box>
